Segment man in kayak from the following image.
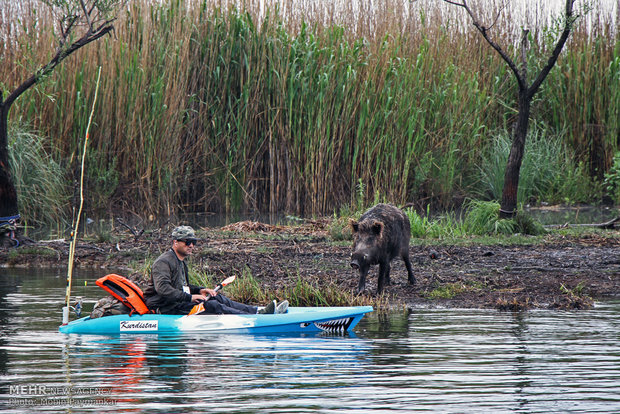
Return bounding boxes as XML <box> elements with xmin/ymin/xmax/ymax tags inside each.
<box><xmin>144</xmin><ymin>226</ymin><xmax>288</xmax><ymax>315</ymax></box>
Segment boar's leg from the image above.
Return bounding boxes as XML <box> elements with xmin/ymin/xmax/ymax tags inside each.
<box><xmin>377</xmin><ymin>261</ymin><xmax>390</xmax><ymax>294</ymax></box>
<box><xmin>356</xmin><ymin>264</ymin><xmax>370</xmax><ymax>294</ymax></box>
<box><xmin>403</xmin><ymin>253</ymin><xmax>416</xmax><ymax>285</ymax></box>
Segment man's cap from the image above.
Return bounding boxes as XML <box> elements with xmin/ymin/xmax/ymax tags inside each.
<box><xmin>171</xmin><ymin>226</ymin><xmax>196</xmax><ymax>240</ymax></box>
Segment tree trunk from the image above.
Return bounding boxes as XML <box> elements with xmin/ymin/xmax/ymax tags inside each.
<box><xmin>0</xmin><ymin>99</ymin><xmax>19</xmax><ymax>218</ymax></box>
<box><xmin>499</xmin><ymin>90</ymin><xmax>531</xmax><ymax>218</ymax></box>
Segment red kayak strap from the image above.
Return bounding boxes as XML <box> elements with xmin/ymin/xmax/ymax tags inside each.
<box><xmin>96</xmin><ymin>274</ymin><xmax>152</xmax><ymax>315</ymax></box>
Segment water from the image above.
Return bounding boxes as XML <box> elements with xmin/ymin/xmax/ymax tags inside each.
<box><xmin>526</xmin><ymin>205</ymin><xmax>619</xmax><ymax>226</ymax></box>
<box><xmin>1</xmin><ymin>268</ymin><xmax>619</xmax><ymax>413</ymax></box>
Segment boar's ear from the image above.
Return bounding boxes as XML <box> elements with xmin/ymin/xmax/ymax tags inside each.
<box><xmin>372</xmin><ymin>220</ymin><xmax>384</xmax><ymax>236</ymax></box>
<box><xmin>350</xmin><ymin>219</ymin><xmax>359</xmax><ymax>233</ymax></box>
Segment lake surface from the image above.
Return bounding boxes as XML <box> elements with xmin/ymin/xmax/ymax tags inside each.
<box><xmin>1</xmin><ymin>268</ymin><xmax>619</xmax><ymax>413</ymax></box>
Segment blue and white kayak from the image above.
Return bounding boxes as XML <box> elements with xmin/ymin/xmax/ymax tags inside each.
<box><xmin>58</xmin><ymin>306</ymin><xmax>373</xmax><ymax>335</ymax></box>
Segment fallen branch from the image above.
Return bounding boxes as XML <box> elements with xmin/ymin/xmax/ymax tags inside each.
<box><xmin>544</xmin><ymin>217</ymin><xmax>620</xmax><ymax>230</ymax></box>
<box><xmin>115</xmin><ymin>217</ymin><xmax>144</xmax><ymax>240</ymax></box>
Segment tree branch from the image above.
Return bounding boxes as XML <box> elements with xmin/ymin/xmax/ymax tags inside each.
<box><xmin>443</xmin><ymin>0</ymin><xmax>527</xmax><ymax>91</ymax></box>
<box><xmin>487</xmin><ymin>1</ymin><xmax>508</xmax><ymax>31</ymax></box>
<box><xmin>527</xmin><ymin>0</ymin><xmax>576</xmax><ymax>98</ymax></box>
<box><xmin>2</xmin><ymin>23</ymin><xmax>114</xmax><ymax>110</ymax></box>
<box><xmin>520</xmin><ymin>28</ymin><xmax>530</xmax><ymax>82</ymax></box>
<box><xmin>79</xmin><ymin>0</ymin><xmax>93</xmax><ymax>33</ymax></box>
<box><xmin>59</xmin><ymin>15</ymin><xmax>79</xmax><ymax>47</ymax></box>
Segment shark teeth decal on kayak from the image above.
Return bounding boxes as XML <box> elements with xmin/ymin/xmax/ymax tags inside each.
<box><xmin>313</xmin><ymin>317</ymin><xmax>354</xmax><ymax>333</ymax></box>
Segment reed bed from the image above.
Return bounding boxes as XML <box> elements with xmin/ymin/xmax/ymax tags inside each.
<box><xmin>1</xmin><ymin>0</ymin><xmax>618</xmax><ymax>224</ymax></box>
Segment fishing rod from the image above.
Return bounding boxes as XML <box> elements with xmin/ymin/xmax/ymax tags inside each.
<box><xmin>62</xmin><ymin>67</ymin><xmax>102</xmax><ymax>325</ymax></box>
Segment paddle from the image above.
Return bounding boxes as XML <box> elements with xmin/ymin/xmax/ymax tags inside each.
<box><xmin>188</xmin><ymin>275</ymin><xmax>236</xmax><ymax>315</ymax></box>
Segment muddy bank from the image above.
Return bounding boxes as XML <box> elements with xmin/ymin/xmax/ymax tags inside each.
<box><xmin>2</xmin><ymin>221</ymin><xmax>619</xmax><ymax>310</ymax></box>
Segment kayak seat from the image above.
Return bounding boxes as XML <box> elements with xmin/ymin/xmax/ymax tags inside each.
<box><xmin>96</xmin><ymin>274</ymin><xmax>153</xmax><ymax>315</ymax></box>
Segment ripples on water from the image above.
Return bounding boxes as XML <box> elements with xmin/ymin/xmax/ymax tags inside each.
<box><xmin>1</xmin><ymin>269</ymin><xmax>619</xmax><ymax>413</ymax></box>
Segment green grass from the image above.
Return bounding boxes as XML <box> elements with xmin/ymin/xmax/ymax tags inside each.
<box><xmin>406</xmin><ymin>206</ymin><xmax>468</xmax><ymax>239</ymax></box>
<box><xmin>11</xmin><ymin>246</ymin><xmax>59</xmax><ymax>257</ymax></box>
<box><xmin>406</xmin><ymin>200</ymin><xmax>545</xmax><ymax>239</ymax></box>
<box><xmin>474</xmin><ymin>127</ymin><xmax>604</xmax><ymax>205</ymax></box>
<box><xmin>560</xmin><ymin>282</ymin><xmax>588</xmax><ymax>298</ymax></box>
<box><xmin>462</xmin><ymin>200</ymin><xmax>546</xmax><ymax>236</ymax></box>
<box><xmin>424</xmin><ymin>280</ymin><xmax>487</xmax><ymax>300</ymax></box>
<box><xmin>329</xmin><ymin>199</ymin><xmax>547</xmax><ymax>241</ymax></box>
<box><xmin>8</xmin><ymin>125</ymin><xmax>70</xmax><ymax>229</ymax></box>
<box><xmin>190</xmin><ymin>266</ymin><xmax>388</xmax><ymax>309</ymax></box>
<box><xmin>604</xmin><ymin>152</ymin><xmax>620</xmax><ymax>204</ymax></box>
<box><xmin>425</xmin><ymin>282</ymin><xmax>468</xmax><ymax>300</ymax></box>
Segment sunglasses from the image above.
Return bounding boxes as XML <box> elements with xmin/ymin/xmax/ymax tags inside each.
<box><xmin>178</xmin><ymin>239</ymin><xmax>198</xmax><ymax>246</ymax></box>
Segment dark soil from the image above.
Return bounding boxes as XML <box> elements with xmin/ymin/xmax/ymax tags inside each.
<box><xmin>2</xmin><ymin>220</ymin><xmax>619</xmax><ymax>310</ymax></box>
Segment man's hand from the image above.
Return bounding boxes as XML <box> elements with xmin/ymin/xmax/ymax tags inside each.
<box><xmin>191</xmin><ymin>294</ymin><xmax>207</xmax><ymax>303</ymax></box>
<box><xmin>200</xmin><ymin>288</ymin><xmax>218</xmax><ymax>297</ymax></box>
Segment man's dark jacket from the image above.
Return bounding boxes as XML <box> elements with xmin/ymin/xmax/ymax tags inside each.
<box><xmin>143</xmin><ymin>249</ymin><xmax>203</xmax><ymax>313</ymax></box>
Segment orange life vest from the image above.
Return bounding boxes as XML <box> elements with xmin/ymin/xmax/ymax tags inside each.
<box><xmin>96</xmin><ymin>274</ymin><xmax>152</xmax><ymax>315</ymax></box>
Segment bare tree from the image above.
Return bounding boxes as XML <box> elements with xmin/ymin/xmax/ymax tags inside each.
<box><xmin>444</xmin><ymin>0</ymin><xmax>582</xmax><ymax>218</ymax></box>
<box><xmin>0</xmin><ymin>0</ymin><xmax>124</xmax><ymax>239</ymax></box>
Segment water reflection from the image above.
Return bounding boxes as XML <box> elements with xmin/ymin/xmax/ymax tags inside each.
<box><xmin>526</xmin><ymin>205</ymin><xmax>619</xmax><ymax>225</ymax></box>
<box><xmin>0</xmin><ymin>273</ymin><xmax>19</xmax><ymax>375</ymax></box>
<box><xmin>55</xmin><ymin>332</ymin><xmax>374</xmax><ymax>413</ymax></box>
<box><xmin>105</xmin><ymin>339</ymin><xmax>148</xmax><ymax>407</ymax></box>
<box><xmin>510</xmin><ymin>312</ymin><xmax>533</xmax><ymax>411</ymax></box>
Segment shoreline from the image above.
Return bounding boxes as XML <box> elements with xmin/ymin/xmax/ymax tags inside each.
<box><xmin>2</xmin><ymin>222</ymin><xmax>619</xmax><ymax>311</ymax></box>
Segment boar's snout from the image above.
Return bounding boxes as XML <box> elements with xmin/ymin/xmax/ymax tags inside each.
<box><xmin>350</xmin><ymin>252</ymin><xmax>368</xmax><ymax>270</ymax></box>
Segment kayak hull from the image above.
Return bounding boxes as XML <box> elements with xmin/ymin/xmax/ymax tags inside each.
<box><xmin>58</xmin><ymin>306</ymin><xmax>373</xmax><ymax>335</ymax></box>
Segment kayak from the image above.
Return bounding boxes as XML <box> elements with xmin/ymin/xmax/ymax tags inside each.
<box><xmin>58</xmin><ymin>306</ymin><xmax>373</xmax><ymax>335</ymax></box>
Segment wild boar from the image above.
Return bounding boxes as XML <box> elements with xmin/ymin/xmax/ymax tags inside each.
<box><xmin>350</xmin><ymin>203</ymin><xmax>415</xmax><ymax>293</ymax></box>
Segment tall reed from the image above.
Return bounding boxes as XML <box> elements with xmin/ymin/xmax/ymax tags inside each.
<box><xmin>2</xmin><ymin>0</ymin><xmax>617</xmax><ymax>222</ymax></box>
<box><xmin>8</xmin><ymin>125</ymin><xmax>69</xmax><ymax>229</ymax></box>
